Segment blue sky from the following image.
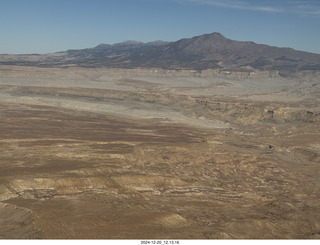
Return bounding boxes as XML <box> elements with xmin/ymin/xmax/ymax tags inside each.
<box><xmin>0</xmin><ymin>0</ymin><xmax>320</xmax><ymax>54</ymax></box>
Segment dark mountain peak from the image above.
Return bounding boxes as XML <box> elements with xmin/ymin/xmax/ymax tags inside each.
<box><xmin>94</xmin><ymin>40</ymin><xmax>144</xmax><ymax>49</ymax></box>
<box><xmin>209</xmin><ymin>32</ymin><xmax>223</xmax><ymax>36</ymax></box>
<box><xmin>145</xmin><ymin>40</ymin><xmax>169</xmax><ymax>46</ymax></box>
<box><xmin>115</xmin><ymin>40</ymin><xmax>144</xmax><ymax>46</ymax></box>
<box><xmin>171</xmin><ymin>32</ymin><xmax>234</xmax><ymax>55</ymax></box>
<box><xmin>95</xmin><ymin>43</ymin><xmax>111</xmax><ymax>49</ymax></box>
<box><xmin>187</xmin><ymin>32</ymin><xmax>226</xmax><ymax>41</ymax></box>
<box><xmin>202</xmin><ymin>32</ymin><xmax>227</xmax><ymax>40</ymax></box>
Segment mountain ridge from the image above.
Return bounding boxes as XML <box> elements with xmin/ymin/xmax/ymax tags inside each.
<box><xmin>1</xmin><ymin>32</ymin><xmax>319</xmax><ymax>73</ymax></box>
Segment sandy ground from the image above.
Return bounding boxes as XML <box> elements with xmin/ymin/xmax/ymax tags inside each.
<box><xmin>0</xmin><ymin>66</ymin><xmax>320</xmax><ymax>239</ymax></box>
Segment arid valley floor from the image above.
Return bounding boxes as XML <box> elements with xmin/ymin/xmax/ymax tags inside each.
<box><xmin>0</xmin><ymin>66</ymin><xmax>320</xmax><ymax>239</ymax></box>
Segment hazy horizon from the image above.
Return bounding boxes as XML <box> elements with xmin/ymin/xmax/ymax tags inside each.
<box><xmin>1</xmin><ymin>0</ymin><xmax>320</xmax><ymax>55</ymax></box>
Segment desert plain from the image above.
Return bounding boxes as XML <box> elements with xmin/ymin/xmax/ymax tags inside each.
<box><xmin>0</xmin><ymin>65</ymin><xmax>320</xmax><ymax>239</ymax></box>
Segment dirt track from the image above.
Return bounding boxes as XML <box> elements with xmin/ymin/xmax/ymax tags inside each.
<box><xmin>0</xmin><ymin>66</ymin><xmax>320</xmax><ymax>239</ymax></box>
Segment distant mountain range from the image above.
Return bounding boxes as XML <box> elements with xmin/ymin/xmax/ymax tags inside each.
<box><xmin>1</xmin><ymin>32</ymin><xmax>320</xmax><ymax>73</ymax></box>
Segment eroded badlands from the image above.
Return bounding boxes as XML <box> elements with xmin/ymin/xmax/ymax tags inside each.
<box><xmin>0</xmin><ymin>66</ymin><xmax>319</xmax><ymax>238</ymax></box>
